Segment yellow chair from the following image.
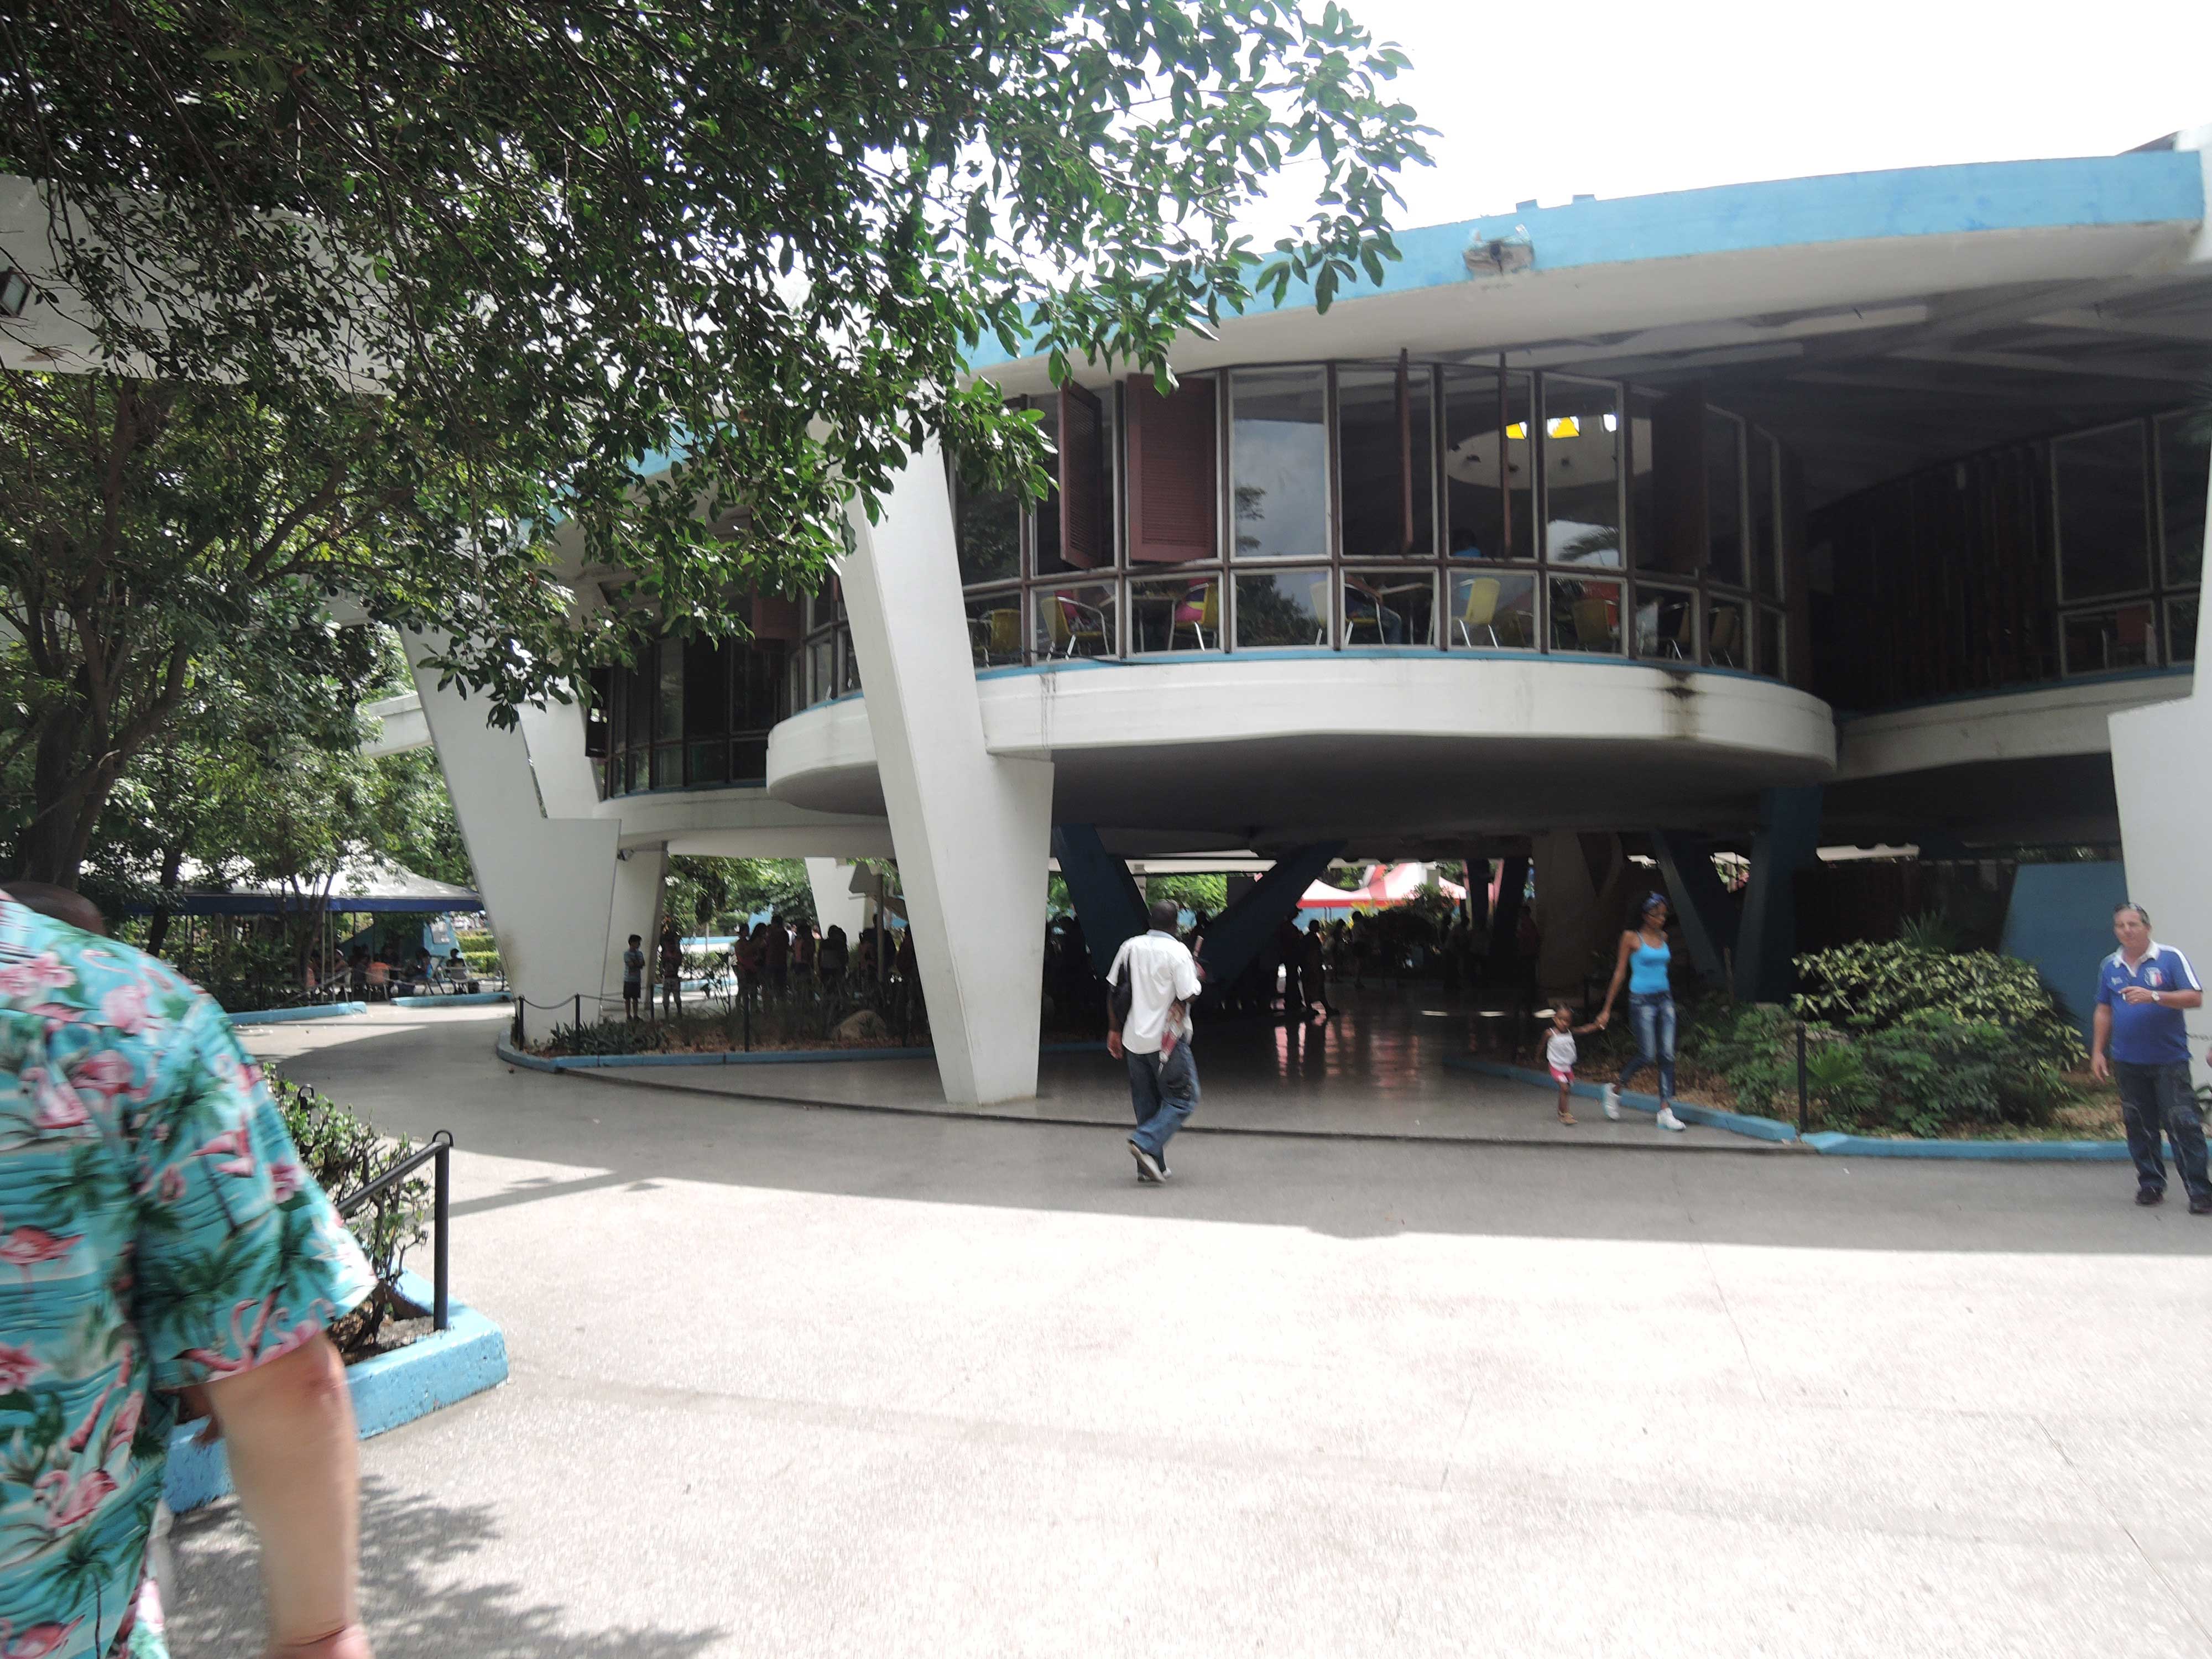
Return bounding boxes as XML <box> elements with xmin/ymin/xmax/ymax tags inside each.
<box><xmin>1455</xmin><ymin>576</ymin><xmax>1501</xmax><ymax>647</ymax></box>
<box><xmin>1045</xmin><ymin>592</ymin><xmax>1110</xmax><ymax>658</ymax></box>
<box><xmin>1310</xmin><ymin>579</ymin><xmax>1331</xmax><ymax>644</ymax></box>
<box><xmin>1572</xmin><ymin>597</ymin><xmax>1617</xmax><ymax>652</ymax></box>
<box><xmin>987</xmin><ymin>608</ymin><xmax>1020</xmax><ymax>662</ymax></box>
<box><xmin>1707</xmin><ymin>606</ymin><xmax>1740</xmax><ymax>667</ymax></box>
<box><xmin>1170</xmin><ymin>582</ymin><xmax>1218</xmax><ymax>650</ymax></box>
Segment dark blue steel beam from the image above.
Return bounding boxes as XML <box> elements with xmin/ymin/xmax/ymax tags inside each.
<box><xmin>1195</xmin><ymin>842</ymin><xmax>1344</xmax><ymax>992</ymax></box>
<box><xmin>1733</xmin><ymin>786</ymin><xmax>1825</xmax><ymax>1004</ymax></box>
<box><xmin>1051</xmin><ymin>825</ymin><xmax>1148</xmax><ymax>977</ymax></box>
<box><xmin>1650</xmin><ymin>830</ymin><xmax>1735</xmax><ymax>985</ymax></box>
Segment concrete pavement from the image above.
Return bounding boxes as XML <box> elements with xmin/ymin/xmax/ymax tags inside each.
<box><xmin>168</xmin><ymin>1003</ymin><xmax>2212</xmax><ymax>1657</ymax></box>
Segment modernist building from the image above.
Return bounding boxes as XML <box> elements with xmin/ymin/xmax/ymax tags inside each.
<box><xmin>375</xmin><ymin>137</ymin><xmax>2212</xmax><ymax>1104</ymax></box>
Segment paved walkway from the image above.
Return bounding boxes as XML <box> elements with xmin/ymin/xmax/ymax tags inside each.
<box><xmin>170</xmin><ymin>1002</ymin><xmax>2212</xmax><ymax>1658</ymax></box>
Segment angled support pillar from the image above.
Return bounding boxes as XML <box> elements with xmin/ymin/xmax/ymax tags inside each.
<box><xmin>841</xmin><ymin>439</ymin><xmax>1056</xmax><ymax>1106</ymax></box>
<box><xmin>1650</xmin><ymin>830</ymin><xmax>1734</xmax><ymax>985</ymax></box>
<box><xmin>1194</xmin><ymin>843</ymin><xmax>1343</xmax><ymax>990</ymax></box>
<box><xmin>1052</xmin><ymin>825</ymin><xmax>1148</xmax><ymax>977</ymax></box>
<box><xmin>1733</xmin><ymin>786</ymin><xmax>1825</xmax><ymax>1005</ymax></box>
<box><xmin>1487</xmin><ymin>854</ymin><xmax>1530</xmax><ymax>983</ymax></box>
<box><xmin>405</xmin><ymin>632</ymin><xmax>622</xmax><ymax>1011</ymax></box>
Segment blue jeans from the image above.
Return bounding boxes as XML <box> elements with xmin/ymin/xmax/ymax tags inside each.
<box><xmin>2111</xmin><ymin>1060</ymin><xmax>2212</xmax><ymax>1202</ymax></box>
<box><xmin>1127</xmin><ymin>1041</ymin><xmax>1199</xmax><ymax>1159</ymax></box>
<box><xmin>1617</xmin><ymin>991</ymin><xmax>1676</xmax><ymax>1101</ymax></box>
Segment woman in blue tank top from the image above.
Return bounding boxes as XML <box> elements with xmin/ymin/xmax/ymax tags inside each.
<box><xmin>1597</xmin><ymin>891</ymin><xmax>1687</xmax><ymax>1131</ymax></box>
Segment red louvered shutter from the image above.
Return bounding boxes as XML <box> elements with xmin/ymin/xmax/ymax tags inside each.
<box><xmin>1125</xmin><ymin>377</ymin><xmax>1218</xmax><ymax>564</ymax></box>
<box><xmin>1058</xmin><ymin>382</ymin><xmax>1106</xmax><ymax>568</ymax></box>
<box><xmin>751</xmin><ymin>593</ymin><xmax>802</xmax><ymax>640</ymax></box>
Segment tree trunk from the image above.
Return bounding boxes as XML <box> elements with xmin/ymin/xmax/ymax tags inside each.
<box><xmin>145</xmin><ymin>842</ymin><xmax>188</xmax><ymax>957</ymax></box>
<box><xmin>13</xmin><ymin>709</ymin><xmax>107</xmax><ymax>888</ymax></box>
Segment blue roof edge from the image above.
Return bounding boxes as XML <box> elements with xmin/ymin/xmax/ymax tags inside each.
<box><xmin>966</xmin><ymin>151</ymin><xmax>2205</xmax><ymax>373</ymax></box>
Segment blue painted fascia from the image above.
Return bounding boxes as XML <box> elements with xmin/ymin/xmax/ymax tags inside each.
<box><xmin>163</xmin><ymin>1270</ymin><xmax>509</xmax><ymax>1512</ymax></box>
<box><xmin>967</xmin><ymin>152</ymin><xmax>2204</xmax><ymax>372</ymax></box>
<box><xmin>1459</xmin><ymin>153</ymin><xmax>2204</xmax><ymax>276</ymax></box>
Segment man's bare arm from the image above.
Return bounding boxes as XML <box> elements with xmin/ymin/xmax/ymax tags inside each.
<box><xmin>204</xmin><ymin>1333</ymin><xmax>372</xmax><ymax>1659</ymax></box>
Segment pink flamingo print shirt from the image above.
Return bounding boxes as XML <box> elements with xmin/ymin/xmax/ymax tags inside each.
<box><xmin>0</xmin><ymin>893</ymin><xmax>374</xmax><ymax>1657</ymax></box>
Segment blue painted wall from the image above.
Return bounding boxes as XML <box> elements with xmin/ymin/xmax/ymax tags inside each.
<box><xmin>2001</xmin><ymin>862</ymin><xmax>2130</xmax><ymax>1040</ymax></box>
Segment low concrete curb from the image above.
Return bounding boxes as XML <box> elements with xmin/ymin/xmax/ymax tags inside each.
<box><xmin>392</xmin><ymin>991</ymin><xmax>511</xmax><ymax>1008</ymax></box>
<box><xmin>227</xmin><ymin>1002</ymin><xmax>369</xmax><ymax>1026</ymax></box>
<box><xmin>1442</xmin><ymin>1055</ymin><xmax>1801</xmax><ymax>1144</ymax></box>
<box><xmin>161</xmin><ymin>1269</ymin><xmax>509</xmax><ymax>1513</ymax></box>
<box><xmin>496</xmin><ymin>1036</ymin><xmax>1110</xmax><ymax>1072</ymax></box>
<box><xmin>1801</xmin><ymin>1130</ymin><xmax>2132</xmax><ymax>1161</ymax></box>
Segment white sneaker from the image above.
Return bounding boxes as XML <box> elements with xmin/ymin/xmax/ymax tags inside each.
<box><xmin>1601</xmin><ymin>1084</ymin><xmax>1621</xmax><ymax>1121</ymax></box>
<box><xmin>1656</xmin><ymin>1107</ymin><xmax>1687</xmax><ymax>1133</ymax></box>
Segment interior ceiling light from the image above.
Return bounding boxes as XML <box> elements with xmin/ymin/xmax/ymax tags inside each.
<box><xmin>1546</xmin><ymin>416</ymin><xmax>1580</xmax><ymax>440</ymax></box>
<box><xmin>1505</xmin><ymin>422</ymin><xmax>1527</xmax><ymax>441</ymax></box>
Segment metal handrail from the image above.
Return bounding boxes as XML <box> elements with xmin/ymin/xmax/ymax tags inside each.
<box><xmin>335</xmin><ymin>1130</ymin><xmax>453</xmax><ymax>1332</ymax></box>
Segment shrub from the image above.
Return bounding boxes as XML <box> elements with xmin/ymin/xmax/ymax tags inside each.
<box><xmin>545</xmin><ymin>1018</ymin><xmax>668</xmax><ymax>1056</ymax></box>
<box><xmin>1792</xmin><ymin>942</ymin><xmax>2085</xmax><ymax>1069</ymax></box>
<box><xmin>269</xmin><ymin>1076</ymin><xmax>430</xmax><ymax>1344</ymax></box>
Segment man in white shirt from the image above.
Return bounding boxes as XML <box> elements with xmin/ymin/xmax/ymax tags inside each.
<box><xmin>1107</xmin><ymin>899</ymin><xmax>1203</xmax><ymax>1182</ymax></box>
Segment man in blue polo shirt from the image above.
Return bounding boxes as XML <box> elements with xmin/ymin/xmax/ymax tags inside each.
<box><xmin>2091</xmin><ymin>901</ymin><xmax>2211</xmax><ymax>1213</ymax></box>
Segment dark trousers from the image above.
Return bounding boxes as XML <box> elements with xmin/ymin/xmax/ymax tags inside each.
<box><xmin>1126</xmin><ymin>1041</ymin><xmax>1199</xmax><ymax>1160</ymax></box>
<box><xmin>2111</xmin><ymin>1060</ymin><xmax>2212</xmax><ymax>1201</ymax></box>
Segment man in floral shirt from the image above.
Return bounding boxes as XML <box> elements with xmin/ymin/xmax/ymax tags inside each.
<box><xmin>0</xmin><ymin>890</ymin><xmax>377</xmax><ymax>1658</ymax></box>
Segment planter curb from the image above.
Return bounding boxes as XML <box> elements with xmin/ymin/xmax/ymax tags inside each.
<box><xmin>227</xmin><ymin>1002</ymin><xmax>369</xmax><ymax>1026</ymax></box>
<box><xmin>1442</xmin><ymin>1054</ymin><xmax>1802</xmax><ymax>1144</ymax></box>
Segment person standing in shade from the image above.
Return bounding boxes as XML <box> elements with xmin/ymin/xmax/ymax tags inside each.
<box><xmin>658</xmin><ymin>920</ymin><xmax>684</xmax><ymax>1019</ymax></box>
<box><xmin>621</xmin><ymin>933</ymin><xmax>646</xmax><ymax>1021</ymax></box>
<box><xmin>1597</xmin><ymin>892</ymin><xmax>1689</xmax><ymax>1133</ymax></box>
<box><xmin>2091</xmin><ymin>901</ymin><xmax>2211</xmax><ymax>1213</ymax></box>
<box><xmin>1107</xmin><ymin>899</ymin><xmax>1203</xmax><ymax>1182</ymax></box>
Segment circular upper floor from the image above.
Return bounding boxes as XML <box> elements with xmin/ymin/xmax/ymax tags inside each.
<box><xmin>767</xmin><ymin>652</ymin><xmax>1835</xmax><ymax>846</ymax></box>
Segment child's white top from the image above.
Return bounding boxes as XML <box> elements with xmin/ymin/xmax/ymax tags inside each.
<box><xmin>1545</xmin><ymin>1030</ymin><xmax>1577</xmax><ymax>1070</ymax></box>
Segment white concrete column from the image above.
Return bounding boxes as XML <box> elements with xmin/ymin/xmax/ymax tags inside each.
<box><xmin>607</xmin><ymin>844</ymin><xmax>668</xmax><ymax>994</ymax></box>
<box><xmin>2110</xmin><ymin>446</ymin><xmax>2212</xmax><ymax>1086</ymax></box>
<box><xmin>404</xmin><ymin>632</ymin><xmax>623</xmax><ymax>1012</ymax></box>
<box><xmin>806</xmin><ymin>857</ymin><xmax>872</xmax><ymax>943</ymax></box>
<box><xmin>839</xmin><ymin>440</ymin><xmax>1055</xmax><ymax>1105</ymax></box>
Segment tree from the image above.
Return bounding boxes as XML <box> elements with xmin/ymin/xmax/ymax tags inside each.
<box><xmin>2</xmin><ymin>0</ymin><xmax>1429</xmax><ymax>885</ymax></box>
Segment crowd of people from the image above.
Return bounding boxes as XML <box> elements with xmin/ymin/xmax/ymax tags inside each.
<box><xmin>302</xmin><ymin>941</ymin><xmax>473</xmax><ymax>1001</ymax></box>
<box><xmin>622</xmin><ymin>914</ymin><xmax>919</xmax><ymax>1020</ymax></box>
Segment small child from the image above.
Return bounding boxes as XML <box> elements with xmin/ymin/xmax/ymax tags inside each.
<box><xmin>622</xmin><ymin>933</ymin><xmax>646</xmax><ymax>1020</ymax></box>
<box><xmin>1545</xmin><ymin>1005</ymin><xmax>1601</xmax><ymax>1125</ymax></box>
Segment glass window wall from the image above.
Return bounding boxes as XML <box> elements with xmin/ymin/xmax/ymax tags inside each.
<box><xmin>1234</xmin><ymin>572</ymin><xmax>1327</xmax><ymax>649</ymax></box>
<box><xmin>2062</xmin><ymin>603</ymin><xmax>2157</xmax><ymax>674</ymax></box>
<box><xmin>1230</xmin><ymin>367</ymin><xmax>1328</xmax><ymax>560</ymax></box>
<box><xmin>1706</xmin><ymin>598</ymin><xmax>1747</xmax><ymax>670</ymax></box>
<box><xmin>2158</xmin><ymin>411</ymin><xmax>2208</xmax><ymax>589</ymax></box>
<box><xmin>2055</xmin><ymin>422</ymin><xmax>2151</xmax><ymax>600</ymax></box>
<box><xmin>1541</xmin><ymin>378</ymin><xmax>1623</xmax><ymax>570</ymax></box>
<box><xmin>1444</xmin><ymin>368</ymin><xmax>1535</xmax><ymax>562</ymax></box>
<box><xmin>1705</xmin><ymin>409</ymin><xmax>1746</xmax><ymax>587</ymax></box>
<box><xmin>2170</xmin><ymin>596</ymin><xmax>2199</xmax><ymax>666</ymax></box>
<box><xmin>1337</xmin><ymin>364</ymin><xmax>1434</xmax><ymax>560</ymax></box>
<box><xmin>598</xmin><ymin>630</ymin><xmax>789</xmax><ymax>799</ymax></box>
<box><xmin>1757</xmin><ymin>608</ymin><xmax>1786</xmax><ymax>680</ymax></box>
<box><xmin>948</xmin><ymin>361</ymin><xmax>1794</xmax><ymax>682</ymax></box>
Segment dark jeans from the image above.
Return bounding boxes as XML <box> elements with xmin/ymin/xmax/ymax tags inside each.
<box><xmin>1127</xmin><ymin>1041</ymin><xmax>1199</xmax><ymax>1160</ymax></box>
<box><xmin>1617</xmin><ymin>990</ymin><xmax>1677</xmax><ymax>1102</ymax></box>
<box><xmin>2111</xmin><ymin>1059</ymin><xmax>2212</xmax><ymax>1202</ymax></box>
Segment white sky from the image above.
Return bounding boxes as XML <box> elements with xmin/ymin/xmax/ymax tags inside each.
<box><xmin>1250</xmin><ymin>0</ymin><xmax>2212</xmax><ymax>236</ymax></box>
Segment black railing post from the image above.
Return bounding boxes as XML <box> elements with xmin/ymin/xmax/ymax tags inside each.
<box><xmin>1796</xmin><ymin>1021</ymin><xmax>1809</xmax><ymax>1134</ymax></box>
<box><xmin>513</xmin><ymin>999</ymin><xmax>524</xmax><ymax>1048</ymax></box>
<box><xmin>432</xmin><ymin>1140</ymin><xmax>450</xmax><ymax>1331</ymax></box>
<box><xmin>573</xmin><ymin>993</ymin><xmax>581</xmax><ymax>1032</ymax></box>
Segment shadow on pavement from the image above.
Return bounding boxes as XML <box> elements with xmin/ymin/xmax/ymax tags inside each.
<box><xmin>168</xmin><ymin>1477</ymin><xmax>727</xmax><ymax>1658</ymax></box>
